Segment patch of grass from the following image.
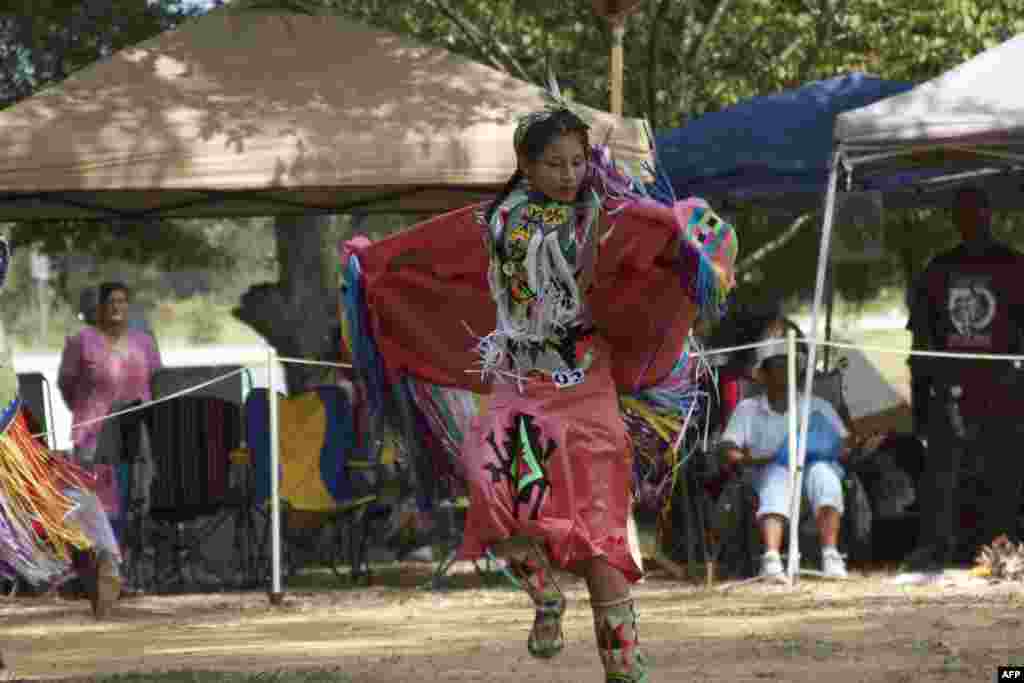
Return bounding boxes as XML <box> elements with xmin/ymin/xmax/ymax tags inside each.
<box><xmin>284</xmin><ymin>559</ymin><xmax>518</xmax><ymax>594</ymax></box>
<box><xmin>940</xmin><ymin>654</ymin><xmax>963</xmax><ymax>673</ymax></box>
<box><xmin>637</xmin><ymin>520</ymin><xmax>659</xmax><ymax>559</ymax></box>
<box><xmin>911</xmin><ymin>639</ymin><xmax>931</xmax><ymax>654</ymax></box>
<box><xmin>780</xmin><ymin>638</ymin><xmax>803</xmax><ymax>657</ymax></box>
<box><xmin>82</xmin><ymin>671</ymin><xmax>352</xmax><ymax>683</ymax></box>
<box><xmin>812</xmin><ymin>639</ymin><xmax>838</xmax><ymax>660</ymax></box>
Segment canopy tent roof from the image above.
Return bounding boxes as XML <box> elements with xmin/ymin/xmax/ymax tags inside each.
<box><xmin>835</xmin><ymin>34</ymin><xmax>1024</xmax><ymax>209</ymax></box>
<box><xmin>655</xmin><ymin>74</ymin><xmax>913</xmax><ymax>211</ymax></box>
<box><xmin>797</xmin><ymin>35</ymin><xmax>1024</xmax><ymax>467</ymax></box>
<box><xmin>0</xmin><ymin>7</ymin><xmax>652</xmax><ymax>221</ymax></box>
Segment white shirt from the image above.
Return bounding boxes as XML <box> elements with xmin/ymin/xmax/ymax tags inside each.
<box><xmin>721</xmin><ymin>394</ymin><xmax>848</xmax><ymax>465</ymax></box>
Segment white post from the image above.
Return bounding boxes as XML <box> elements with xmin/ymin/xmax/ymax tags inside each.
<box><xmin>268</xmin><ymin>347</ymin><xmax>283</xmax><ymax>603</ymax></box>
<box><xmin>785</xmin><ymin>329</ymin><xmax>800</xmax><ymax>585</ymax></box>
<box><xmin>790</xmin><ymin>147</ymin><xmax>843</xmax><ymax>581</ymax></box>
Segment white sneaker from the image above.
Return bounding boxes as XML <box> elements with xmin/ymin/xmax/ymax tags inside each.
<box><xmin>760</xmin><ymin>551</ymin><xmax>786</xmax><ymax>582</ymax></box>
<box><xmin>821</xmin><ymin>548</ymin><xmax>848</xmax><ymax>579</ymax></box>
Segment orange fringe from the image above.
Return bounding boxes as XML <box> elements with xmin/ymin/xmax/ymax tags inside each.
<box><xmin>0</xmin><ymin>408</ymin><xmax>91</xmax><ymax>560</ymax></box>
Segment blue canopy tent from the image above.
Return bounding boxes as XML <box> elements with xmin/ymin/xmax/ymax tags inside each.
<box><xmin>656</xmin><ymin>74</ymin><xmax>916</xmax><ymax>372</ymax></box>
<box><xmin>655</xmin><ymin>73</ymin><xmax>915</xmax><ymax>211</ymax></box>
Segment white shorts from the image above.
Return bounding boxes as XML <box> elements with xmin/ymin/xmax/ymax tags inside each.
<box><xmin>750</xmin><ymin>461</ymin><xmax>845</xmax><ymax>520</ymax></box>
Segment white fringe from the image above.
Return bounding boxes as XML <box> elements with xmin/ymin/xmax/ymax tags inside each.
<box><xmin>478</xmin><ymin>195</ymin><xmax>594</xmax><ymax>392</ymax></box>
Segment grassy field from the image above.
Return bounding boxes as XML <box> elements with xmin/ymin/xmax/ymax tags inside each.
<box><xmin>843</xmin><ymin>328</ymin><xmax>912</xmax><ymax>392</ymax></box>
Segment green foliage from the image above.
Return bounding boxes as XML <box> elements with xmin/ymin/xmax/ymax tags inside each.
<box><xmin>1</xmin><ymin>218</ymin><xmax>276</xmax><ymax>350</ymax></box>
<box><xmin>184</xmin><ymin>295</ymin><xmax>225</xmax><ymax>346</ymax></box>
<box><xmin>9</xmin><ymin>220</ymin><xmax>233</xmax><ymax>274</ymax></box>
<box><xmin>0</xmin><ymin>248</ymin><xmax>78</xmax><ymax>347</ymax></box>
<box><xmin>0</xmin><ymin>0</ymin><xmax>197</xmax><ymax>109</ymax></box>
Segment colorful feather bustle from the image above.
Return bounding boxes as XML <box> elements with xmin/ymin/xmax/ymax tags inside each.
<box><xmin>393</xmin><ymin>335</ymin><xmax>717</xmax><ymax>522</ymax></box>
<box><xmin>0</xmin><ymin>405</ymin><xmax>92</xmax><ymax>585</ymax></box>
<box><xmin>405</xmin><ymin>379</ymin><xmax>483</xmax><ymax>466</ymax></box>
<box><xmin>587</xmin><ymin>143</ymin><xmax>738</xmax><ymax>325</ymax></box>
<box><xmin>341</xmin><ymin>253</ymin><xmax>388</xmax><ymax>467</ymax></box>
<box><xmin>623</xmin><ymin>337</ymin><xmax>718</xmax><ymax>517</ymax></box>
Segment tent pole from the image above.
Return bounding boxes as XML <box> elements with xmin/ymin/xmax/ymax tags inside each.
<box><xmin>268</xmin><ymin>347</ymin><xmax>284</xmax><ymax>605</ymax></box>
<box><xmin>823</xmin><ymin>262</ymin><xmax>835</xmax><ymax>371</ymax></box>
<box><xmin>787</xmin><ymin>146</ymin><xmax>843</xmax><ymax>583</ymax></box>
<box><xmin>609</xmin><ymin>18</ymin><xmax>625</xmax><ymax>115</ymax></box>
<box><xmin>785</xmin><ymin>329</ymin><xmax>799</xmax><ymax>586</ymax></box>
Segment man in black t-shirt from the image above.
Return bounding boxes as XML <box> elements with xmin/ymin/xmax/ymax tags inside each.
<box><xmin>904</xmin><ymin>187</ymin><xmax>1024</xmax><ymax>570</ymax></box>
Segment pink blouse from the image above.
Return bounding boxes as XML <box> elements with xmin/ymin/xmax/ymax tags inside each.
<box><xmin>57</xmin><ymin>327</ymin><xmax>162</xmax><ymax>452</ymax></box>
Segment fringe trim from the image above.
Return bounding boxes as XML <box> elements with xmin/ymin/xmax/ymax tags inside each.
<box><xmin>0</xmin><ymin>409</ymin><xmax>92</xmax><ymax>584</ymax></box>
<box><xmin>677</xmin><ymin>234</ymin><xmax>733</xmax><ymax>323</ymax></box>
<box><xmin>342</xmin><ymin>254</ymin><xmax>388</xmax><ymax>464</ymax></box>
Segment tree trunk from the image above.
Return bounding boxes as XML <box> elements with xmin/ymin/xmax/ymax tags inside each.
<box><xmin>232</xmin><ymin>214</ymin><xmax>342</xmax><ymax>393</ymax></box>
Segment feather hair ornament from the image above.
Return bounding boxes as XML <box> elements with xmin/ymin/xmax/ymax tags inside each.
<box><xmin>513</xmin><ymin>68</ymin><xmax>595</xmax><ymax>153</ymax></box>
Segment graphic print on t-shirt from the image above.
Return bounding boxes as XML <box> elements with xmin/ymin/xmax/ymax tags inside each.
<box><xmin>948</xmin><ymin>274</ymin><xmax>996</xmax><ymax>348</ymax></box>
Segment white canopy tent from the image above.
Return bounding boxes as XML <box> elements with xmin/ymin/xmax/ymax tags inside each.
<box><xmin>790</xmin><ymin>34</ymin><xmax>1024</xmax><ymax>580</ymax></box>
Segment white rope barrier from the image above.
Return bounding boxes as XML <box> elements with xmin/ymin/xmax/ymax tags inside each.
<box><xmin>38</xmin><ymin>333</ymin><xmax>1005</xmax><ymax>449</ymax></box>
<box><xmin>802</xmin><ymin>336</ymin><xmax>1024</xmax><ymax>362</ymax></box>
<box><xmin>29</xmin><ymin>331</ymin><xmax>1022</xmax><ymax>602</ymax></box>
<box><xmin>276</xmin><ymin>357</ymin><xmax>354</xmax><ymax>369</ymax></box>
<box><xmin>690</xmin><ymin>339</ymin><xmax>781</xmax><ymax>358</ymax></box>
<box><xmin>687</xmin><ymin>334</ymin><xmax>1024</xmax><ymax>364</ymax></box>
<box><xmin>21</xmin><ymin>349</ymin><xmax>354</xmax><ymax>604</ymax></box>
<box><xmin>30</xmin><ymin>355</ymin><xmax>353</xmax><ymax>444</ymax></box>
<box><xmin>30</xmin><ymin>366</ymin><xmax>249</xmax><ymax>443</ymax></box>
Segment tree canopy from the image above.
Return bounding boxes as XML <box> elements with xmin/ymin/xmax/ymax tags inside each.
<box><xmin>4</xmin><ymin>0</ymin><xmax>1024</xmax><ymax>370</ymax></box>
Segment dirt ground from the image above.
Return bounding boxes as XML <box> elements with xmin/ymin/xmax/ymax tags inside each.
<box><xmin>2</xmin><ymin>562</ymin><xmax>1023</xmax><ymax>683</ymax></box>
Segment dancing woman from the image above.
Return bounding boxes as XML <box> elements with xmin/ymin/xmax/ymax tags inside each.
<box><xmin>342</xmin><ymin>76</ymin><xmax>736</xmax><ymax>682</ymax></box>
<box><xmin>459</xmin><ymin>84</ymin><xmax>684</xmax><ymax>683</ymax></box>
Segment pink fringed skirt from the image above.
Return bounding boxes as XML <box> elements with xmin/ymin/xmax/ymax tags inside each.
<box><xmin>458</xmin><ymin>342</ymin><xmax>643</xmax><ymax>583</ymax></box>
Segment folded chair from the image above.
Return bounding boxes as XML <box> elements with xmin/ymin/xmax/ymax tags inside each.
<box><xmin>124</xmin><ymin>365</ymin><xmax>250</xmax><ymax>593</ymax></box>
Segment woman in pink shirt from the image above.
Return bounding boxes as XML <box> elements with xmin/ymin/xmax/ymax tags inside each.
<box><xmin>58</xmin><ymin>282</ymin><xmax>162</xmax><ymax>465</ymax></box>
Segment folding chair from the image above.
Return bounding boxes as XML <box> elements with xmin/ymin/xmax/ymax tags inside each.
<box><xmin>244</xmin><ymin>385</ymin><xmax>391</xmax><ymax>587</ymax></box>
<box><xmin>125</xmin><ymin>365</ymin><xmax>252</xmax><ymax>593</ymax></box>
